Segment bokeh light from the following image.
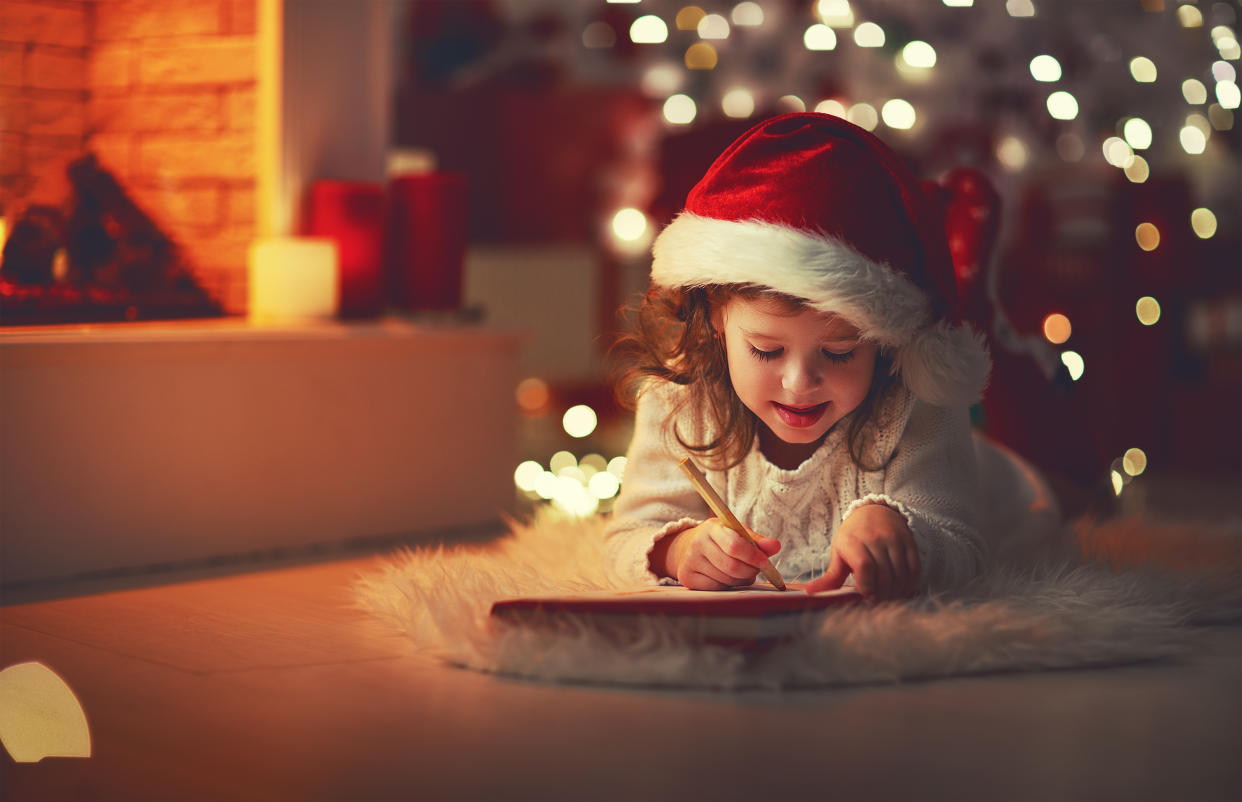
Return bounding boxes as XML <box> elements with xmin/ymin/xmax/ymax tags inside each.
<box><xmin>1183</xmin><ymin>78</ymin><xmax>1208</xmax><ymax>104</ymax></box>
<box><xmin>1103</xmin><ymin>137</ymin><xmax>1135</xmax><ymax>167</ymax></box>
<box><xmin>1178</xmin><ymin>4</ymin><xmax>1204</xmax><ymax>27</ymax></box>
<box><xmin>1123</xmin><ymin>117</ymin><xmax>1153</xmax><ymax>149</ymax></box>
<box><xmin>515</xmin><ymin>377</ymin><xmax>550</xmax><ymax>414</ymax></box>
<box><xmin>881</xmin><ymin>98</ymin><xmax>916</xmax><ymax>129</ymax></box>
<box><xmin>1043</xmin><ymin>313</ymin><xmax>1072</xmax><ymax>344</ymax></box>
<box><xmin>514</xmin><ymin>460</ymin><xmax>544</xmax><ymax>492</ymax></box>
<box><xmin>1129</xmin><ymin>56</ymin><xmax>1158</xmax><ymax>82</ymax></box>
<box><xmin>1007</xmin><ymin>0</ymin><xmax>1035</xmax><ymax>18</ymax></box>
<box><xmin>550</xmin><ymin>450</ymin><xmax>577</xmax><ymax>474</ymax></box>
<box><xmin>675</xmin><ymin>6</ymin><xmax>706</xmax><ymax>31</ymax></box>
<box><xmin>1179</xmin><ymin>124</ymin><xmax>1208</xmax><ymax>153</ymax></box>
<box><xmin>779</xmin><ymin>94</ymin><xmax>807</xmax><ymax>112</ymax></box>
<box><xmin>804</xmin><ymin>24</ymin><xmax>838</xmax><ymax>50</ymax></box>
<box><xmin>722</xmin><ymin>87</ymin><xmax>756</xmax><ymax>118</ymax></box>
<box><xmin>684</xmin><ymin>41</ymin><xmax>718</xmax><ymax>69</ymax></box>
<box><xmin>698</xmin><ymin>13</ymin><xmax>730</xmax><ymax>39</ymax></box>
<box><xmin>562</xmin><ymin>405</ymin><xmax>598</xmax><ymax>438</ymax></box>
<box><xmin>1217</xmin><ymin>80</ymin><xmax>1241</xmax><ymax>109</ymax></box>
<box><xmin>611</xmin><ymin>208</ymin><xmax>648</xmax><ymax>242</ymax></box>
<box><xmin>1135</xmin><ymin>222</ymin><xmax>1160</xmax><ymax>251</ymax></box>
<box><xmin>630</xmin><ymin>15</ymin><xmax>669</xmax><ymax>44</ymax></box>
<box><xmin>1124</xmin><ymin>155</ymin><xmax>1150</xmax><ymax>183</ymax></box>
<box><xmin>996</xmin><ymin>136</ymin><xmax>1028</xmax><ymax>170</ymax></box>
<box><xmin>731</xmin><ymin>2</ymin><xmax>764</xmax><ymax>27</ymax></box>
<box><xmin>854</xmin><ymin>22</ymin><xmax>885</xmax><ymax>47</ymax></box>
<box><xmin>663</xmin><ymin>93</ymin><xmax>697</xmax><ymax>123</ymax></box>
<box><xmin>847</xmin><ymin>102</ymin><xmax>878</xmax><ymax>130</ymax></box>
<box><xmin>816</xmin><ymin>0</ymin><xmax>854</xmax><ymax>28</ymax></box>
<box><xmin>1191</xmin><ymin>207</ymin><xmax>1218</xmax><ymax>238</ymax></box>
<box><xmin>1060</xmin><ymin>350</ymin><xmax>1085</xmax><ymax>381</ymax></box>
<box><xmin>815</xmin><ymin>98</ymin><xmax>847</xmax><ymax>117</ymax></box>
<box><xmin>1122</xmin><ymin>448</ymin><xmax>1148</xmax><ymax>477</ymax></box>
<box><xmin>901</xmin><ymin>41</ymin><xmax>937</xmax><ymax>69</ymax></box>
<box><xmin>1136</xmin><ymin>296</ymin><xmax>1162</xmax><ymax>326</ymax></box>
<box><xmin>1029</xmin><ymin>54</ymin><xmax>1062</xmax><ymax>82</ymax></box>
<box><xmin>1047</xmin><ymin>91</ymin><xmax>1079</xmax><ymax>119</ymax></box>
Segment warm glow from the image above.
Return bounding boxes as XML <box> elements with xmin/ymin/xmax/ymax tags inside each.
<box><xmin>731</xmin><ymin>2</ymin><xmax>764</xmax><ymax>27</ymax></box>
<box><xmin>1177</xmin><ymin>4</ymin><xmax>1203</xmax><ymax>27</ymax></box>
<box><xmin>588</xmin><ymin>471</ymin><xmax>622</xmax><ymax>500</ymax></box>
<box><xmin>607</xmin><ymin>455</ymin><xmax>628</xmax><ymax>478</ymax></box>
<box><xmin>248</xmin><ymin>237</ymin><xmax>339</xmax><ymax>322</ymax></box>
<box><xmin>1111</xmin><ymin>470</ymin><xmax>1125</xmax><ymax>496</ymax></box>
<box><xmin>641</xmin><ymin>63</ymin><xmax>683</xmax><ymax>96</ymax></box>
<box><xmin>722</xmin><ymin>87</ymin><xmax>756</xmax><ymax>118</ymax></box>
<box><xmin>854</xmin><ymin>22</ymin><xmax>885</xmax><ymax>47</ymax></box>
<box><xmin>698</xmin><ymin>13</ymin><xmax>730</xmax><ymax>39</ymax></box>
<box><xmin>1218</xmin><ymin>80</ymin><xmax>1241</xmax><ymax>109</ymax></box>
<box><xmin>0</xmin><ymin>216</ymin><xmax>7</xmax><ymax>254</ymax></box>
<box><xmin>815</xmin><ymin>98</ymin><xmax>847</xmax><ymax>117</ymax></box>
<box><xmin>1135</xmin><ymin>222</ymin><xmax>1160</xmax><ymax>252</ymax></box>
<box><xmin>550</xmin><ymin>450</ymin><xmax>577</xmax><ymax>474</ymax></box>
<box><xmin>1029</xmin><ymin>54</ymin><xmax>1062</xmax><ymax>82</ymax></box>
<box><xmin>1179</xmin><ymin>124</ymin><xmax>1207</xmax><ymax>153</ymax></box>
<box><xmin>1219</xmin><ymin>37</ymin><xmax>1241</xmax><ymax>60</ymax></box>
<box><xmin>1122</xmin><ymin>448</ymin><xmax>1148</xmax><ymax>477</ymax></box>
<box><xmin>1124</xmin><ymin>155</ymin><xmax>1151</xmax><ymax>183</ymax></box>
<box><xmin>1043</xmin><ymin>313</ymin><xmax>1072</xmax><ymax>344</ymax></box>
<box><xmin>611</xmin><ymin>207</ymin><xmax>649</xmax><ymax>242</ymax></box>
<box><xmin>1047</xmin><ymin>91</ymin><xmax>1078</xmax><ymax>119</ymax></box>
<box><xmin>582</xmin><ymin>21</ymin><xmax>616</xmax><ymax>49</ymax></box>
<box><xmin>1136</xmin><ymin>296</ymin><xmax>1162</xmax><ymax>326</ymax></box>
<box><xmin>675</xmin><ymin>6</ymin><xmax>706</xmax><ymax>30</ymax></box>
<box><xmin>1214</xmin><ymin>61</ymin><xmax>1237</xmax><ymax>82</ymax></box>
<box><xmin>514</xmin><ymin>460</ymin><xmax>544</xmax><ymax>492</ymax></box>
<box><xmin>1103</xmin><ymin>137</ymin><xmax>1135</xmax><ymax>168</ymax></box>
<box><xmin>1130</xmin><ymin>56</ymin><xmax>1158</xmax><ymax>82</ymax></box>
<box><xmin>881</xmin><ymin>98</ymin><xmax>916</xmax><ymax>129</ymax></box>
<box><xmin>1123</xmin><ymin>117</ymin><xmax>1153</xmax><ymax>149</ymax></box>
<box><xmin>804</xmin><ymin>24</ymin><xmax>838</xmax><ymax>50</ymax></box>
<box><xmin>1183</xmin><ymin>78</ymin><xmax>1208</xmax><ymax>104</ymax></box>
<box><xmin>902</xmin><ymin>41</ymin><xmax>937</xmax><ymax>69</ymax></box>
<box><xmin>1007</xmin><ymin>0</ymin><xmax>1035</xmax><ymax>17</ymax></box>
<box><xmin>1061</xmin><ymin>350</ymin><xmax>1085</xmax><ymax>381</ymax></box>
<box><xmin>996</xmin><ymin>136</ymin><xmax>1029</xmax><ymax>171</ymax></box>
<box><xmin>684</xmin><ymin>42</ymin><xmax>718</xmax><ymax>69</ymax></box>
<box><xmin>563</xmin><ymin>405</ymin><xmax>598</xmax><ymax>438</ymax></box>
<box><xmin>847</xmin><ymin>102</ymin><xmax>878</xmax><ymax>130</ymax></box>
<box><xmin>1191</xmin><ymin>207</ymin><xmax>1218</xmax><ymax>238</ymax></box>
<box><xmin>0</xmin><ymin>662</ymin><xmax>91</xmax><ymax>763</ymax></box>
<box><xmin>663</xmin><ymin>93</ymin><xmax>697</xmax><ymax>123</ymax></box>
<box><xmin>516</xmin><ymin>377</ymin><xmax>550</xmax><ymax>413</ymax></box>
<box><xmin>817</xmin><ymin>0</ymin><xmax>854</xmax><ymax>28</ymax></box>
<box><xmin>779</xmin><ymin>94</ymin><xmax>807</xmax><ymax>112</ymax></box>
<box><xmin>942</xmin><ymin>0</ymin><xmax>973</xmax><ymax>6</ymax></box>
<box><xmin>630</xmin><ymin>15</ymin><xmax>669</xmax><ymax>44</ymax></box>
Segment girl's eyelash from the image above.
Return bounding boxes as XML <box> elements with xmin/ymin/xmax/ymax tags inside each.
<box><xmin>749</xmin><ymin>345</ymin><xmax>781</xmax><ymax>361</ymax></box>
<box><xmin>747</xmin><ymin>345</ymin><xmax>856</xmax><ymax>364</ymax></box>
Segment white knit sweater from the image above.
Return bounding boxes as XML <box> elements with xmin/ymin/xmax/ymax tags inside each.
<box><xmin>604</xmin><ymin>380</ymin><xmax>1060</xmax><ymax>591</ymax></box>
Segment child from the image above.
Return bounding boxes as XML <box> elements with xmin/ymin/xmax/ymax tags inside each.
<box><xmin>606</xmin><ymin>113</ymin><xmax>1059</xmax><ymax>600</ymax></box>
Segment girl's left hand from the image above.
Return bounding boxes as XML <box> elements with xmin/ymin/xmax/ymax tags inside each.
<box><xmin>804</xmin><ymin>503</ymin><xmax>920</xmax><ymax>601</ymax></box>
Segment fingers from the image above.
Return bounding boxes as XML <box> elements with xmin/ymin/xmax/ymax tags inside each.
<box><xmin>706</xmin><ymin>526</ymin><xmax>772</xmax><ymax>580</ymax></box>
<box><xmin>805</xmin><ymin>550</ymin><xmax>850</xmax><ymax>594</ymax></box>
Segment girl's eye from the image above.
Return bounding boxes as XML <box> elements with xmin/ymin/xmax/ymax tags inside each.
<box><xmin>822</xmin><ymin>349</ymin><xmax>856</xmax><ymax>364</ymax></box>
<box><xmin>749</xmin><ymin>345</ymin><xmax>782</xmax><ymax>361</ymax></box>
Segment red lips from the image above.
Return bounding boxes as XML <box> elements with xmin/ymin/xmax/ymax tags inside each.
<box><xmin>772</xmin><ymin>401</ymin><xmax>829</xmax><ymax>428</ymax></box>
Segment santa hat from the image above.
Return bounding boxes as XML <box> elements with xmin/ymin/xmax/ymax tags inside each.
<box><xmin>651</xmin><ymin>113</ymin><xmax>991</xmax><ymax>407</ymax></box>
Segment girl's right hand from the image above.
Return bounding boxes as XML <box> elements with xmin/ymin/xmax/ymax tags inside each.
<box><xmin>656</xmin><ymin>518</ymin><xmax>782</xmax><ymax>590</ymax></box>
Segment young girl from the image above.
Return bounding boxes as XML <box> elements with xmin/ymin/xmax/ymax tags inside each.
<box><xmin>606</xmin><ymin>113</ymin><xmax>1059</xmax><ymax>600</ymax></box>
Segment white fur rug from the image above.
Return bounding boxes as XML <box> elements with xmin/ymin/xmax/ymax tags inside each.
<box><xmin>353</xmin><ymin>513</ymin><xmax>1241</xmax><ymax>690</ymax></box>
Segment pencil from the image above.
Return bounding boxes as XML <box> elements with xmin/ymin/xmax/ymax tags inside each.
<box><xmin>678</xmin><ymin>457</ymin><xmax>787</xmax><ymax>591</ymax></box>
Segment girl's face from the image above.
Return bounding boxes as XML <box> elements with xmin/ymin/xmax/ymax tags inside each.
<box><xmin>714</xmin><ymin>295</ymin><xmax>877</xmax><ymax>451</ymax></box>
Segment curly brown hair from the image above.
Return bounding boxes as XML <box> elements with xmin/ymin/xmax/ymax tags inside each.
<box><xmin>610</xmin><ymin>284</ymin><xmax>897</xmax><ymax>472</ymax></box>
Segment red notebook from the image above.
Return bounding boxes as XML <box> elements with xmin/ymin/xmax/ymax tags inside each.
<box><xmin>490</xmin><ymin>584</ymin><xmax>863</xmax><ymax>646</ymax></box>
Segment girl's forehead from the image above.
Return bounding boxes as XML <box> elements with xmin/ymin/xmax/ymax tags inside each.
<box><xmin>727</xmin><ymin>296</ymin><xmax>861</xmax><ymax>338</ymax></box>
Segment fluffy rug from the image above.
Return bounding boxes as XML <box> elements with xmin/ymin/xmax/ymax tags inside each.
<box><xmin>353</xmin><ymin>513</ymin><xmax>1241</xmax><ymax>690</ymax></box>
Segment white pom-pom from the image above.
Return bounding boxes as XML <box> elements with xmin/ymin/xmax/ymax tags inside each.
<box><xmin>893</xmin><ymin>322</ymin><xmax>991</xmax><ymax>407</ymax></box>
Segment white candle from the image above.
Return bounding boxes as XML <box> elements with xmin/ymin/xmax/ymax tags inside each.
<box><xmin>248</xmin><ymin>237</ymin><xmax>339</xmax><ymax>322</ymax></box>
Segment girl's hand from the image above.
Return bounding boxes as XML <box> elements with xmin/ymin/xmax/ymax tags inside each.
<box><xmin>654</xmin><ymin>519</ymin><xmax>782</xmax><ymax>591</ymax></box>
<box><xmin>805</xmin><ymin>504</ymin><xmax>921</xmax><ymax>601</ymax></box>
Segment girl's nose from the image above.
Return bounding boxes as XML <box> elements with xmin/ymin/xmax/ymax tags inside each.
<box><xmin>782</xmin><ymin>356</ymin><xmax>823</xmax><ymax>393</ymax></box>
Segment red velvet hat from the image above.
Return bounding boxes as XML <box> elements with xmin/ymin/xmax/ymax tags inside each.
<box><xmin>651</xmin><ymin>113</ymin><xmax>990</xmax><ymax>406</ymax></box>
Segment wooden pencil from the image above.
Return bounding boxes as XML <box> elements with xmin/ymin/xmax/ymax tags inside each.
<box><xmin>678</xmin><ymin>457</ymin><xmax>787</xmax><ymax>591</ymax></box>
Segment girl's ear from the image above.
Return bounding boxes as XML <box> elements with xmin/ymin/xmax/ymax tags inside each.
<box><xmin>709</xmin><ymin>301</ymin><xmax>725</xmax><ymax>336</ymax></box>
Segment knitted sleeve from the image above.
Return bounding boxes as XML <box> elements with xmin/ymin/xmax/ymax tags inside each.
<box><xmin>604</xmin><ymin>382</ymin><xmax>711</xmax><ymax>585</ymax></box>
<box><xmin>846</xmin><ymin>401</ymin><xmax>985</xmax><ymax>591</ymax></box>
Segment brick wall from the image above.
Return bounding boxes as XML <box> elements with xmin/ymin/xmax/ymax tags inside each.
<box><xmin>1</xmin><ymin>0</ymin><xmax>256</xmax><ymax>314</ymax></box>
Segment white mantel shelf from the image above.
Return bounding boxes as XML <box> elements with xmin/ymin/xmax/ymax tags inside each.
<box><xmin>1</xmin><ymin>317</ymin><xmax>526</xmax><ymax>587</ymax></box>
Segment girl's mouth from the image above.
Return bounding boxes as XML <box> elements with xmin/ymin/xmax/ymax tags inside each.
<box><xmin>772</xmin><ymin>401</ymin><xmax>829</xmax><ymax>428</ymax></box>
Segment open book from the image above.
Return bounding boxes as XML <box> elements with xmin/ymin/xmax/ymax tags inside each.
<box><xmin>490</xmin><ymin>584</ymin><xmax>863</xmax><ymax>646</ymax></box>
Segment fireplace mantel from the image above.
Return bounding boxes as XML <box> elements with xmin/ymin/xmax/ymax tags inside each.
<box><xmin>1</xmin><ymin>319</ymin><xmax>524</xmax><ymax>587</ymax></box>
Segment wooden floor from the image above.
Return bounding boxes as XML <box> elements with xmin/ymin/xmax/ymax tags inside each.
<box><xmin>3</xmin><ymin>546</ymin><xmax>1240</xmax><ymax>802</ymax></box>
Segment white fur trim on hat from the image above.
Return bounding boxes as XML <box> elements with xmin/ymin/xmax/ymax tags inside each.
<box><xmin>651</xmin><ymin>212</ymin><xmax>991</xmax><ymax>406</ymax></box>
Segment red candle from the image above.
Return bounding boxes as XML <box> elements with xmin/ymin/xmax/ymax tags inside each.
<box><xmin>306</xmin><ymin>180</ymin><xmax>386</xmax><ymax>318</ymax></box>
<box><xmin>387</xmin><ymin>172</ymin><xmax>468</xmax><ymax>311</ymax></box>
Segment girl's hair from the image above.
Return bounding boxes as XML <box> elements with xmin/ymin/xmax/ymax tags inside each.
<box><xmin>611</xmin><ymin>284</ymin><xmax>897</xmax><ymax>471</ymax></box>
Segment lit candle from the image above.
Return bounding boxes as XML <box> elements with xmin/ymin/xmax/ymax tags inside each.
<box><xmin>306</xmin><ymin>181</ymin><xmax>386</xmax><ymax>318</ymax></box>
<box><xmin>248</xmin><ymin>237</ymin><xmax>339</xmax><ymax>323</ymax></box>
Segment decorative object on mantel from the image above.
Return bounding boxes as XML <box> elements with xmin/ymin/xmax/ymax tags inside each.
<box><xmin>0</xmin><ymin>155</ymin><xmax>222</xmax><ymax>326</ymax></box>
<box><xmin>355</xmin><ymin>512</ymin><xmax>1240</xmax><ymax>689</ymax></box>
<box><xmin>248</xmin><ymin>237</ymin><xmax>340</xmax><ymax>323</ymax></box>
<box><xmin>386</xmin><ymin>170</ymin><xmax>468</xmax><ymax>311</ymax></box>
<box><xmin>305</xmin><ymin>181</ymin><xmax>387</xmax><ymax>318</ymax></box>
